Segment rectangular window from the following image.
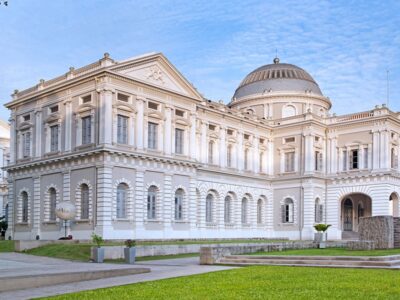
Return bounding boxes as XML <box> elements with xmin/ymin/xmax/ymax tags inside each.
<box><xmin>350</xmin><ymin>149</ymin><xmax>359</xmax><ymax>169</ymax></box>
<box><xmin>82</xmin><ymin>116</ymin><xmax>92</xmax><ymax>145</ymax></box>
<box><xmin>208</xmin><ymin>124</ymin><xmax>216</xmax><ymax>131</ymax></box>
<box><xmin>227</xmin><ymin>129</ymin><xmax>234</xmax><ymax>136</ymax></box>
<box><xmin>50</xmin><ymin>105</ymin><xmax>59</xmax><ymax>113</ymax></box>
<box><xmin>175</xmin><ymin>109</ymin><xmax>185</xmax><ymax>117</ymax></box>
<box><xmin>284</xmin><ymin>152</ymin><xmax>295</xmax><ymax>172</ymax></box>
<box><xmin>23</xmin><ymin>114</ymin><xmax>30</xmax><ymax>122</ymax></box>
<box><xmin>117</xmin><ymin>93</ymin><xmax>129</xmax><ymax>102</ymax></box>
<box><xmin>117</xmin><ymin>115</ymin><xmax>128</xmax><ymax>144</ymax></box>
<box><xmin>284</xmin><ymin>137</ymin><xmax>295</xmax><ymax>143</ymax></box>
<box><xmin>50</xmin><ymin>125</ymin><xmax>59</xmax><ymax>152</ymax></box>
<box><xmin>343</xmin><ymin>150</ymin><xmax>347</xmax><ymax>171</ymax></box>
<box><xmin>82</xmin><ymin>95</ymin><xmax>92</xmax><ymax>104</ymax></box>
<box><xmin>315</xmin><ymin>151</ymin><xmax>323</xmax><ymax>171</ymax></box>
<box><xmin>22</xmin><ymin>132</ymin><xmax>31</xmax><ymax>157</ymax></box>
<box><xmin>148</xmin><ymin>122</ymin><xmax>158</xmax><ymax>149</ymax></box>
<box><xmin>175</xmin><ymin>128</ymin><xmax>184</xmax><ymax>154</ymax></box>
<box><xmin>148</xmin><ymin>102</ymin><xmax>158</xmax><ymax>110</ymax></box>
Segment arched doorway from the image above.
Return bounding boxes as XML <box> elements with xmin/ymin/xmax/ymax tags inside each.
<box><xmin>341</xmin><ymin>193</ymin><xmax>372</xmax><ymax>234</ymax></box>
<box><xmin>389</xmin><ymin>192</ymin><xmax>399</xmax><ymax>217</ymax></box>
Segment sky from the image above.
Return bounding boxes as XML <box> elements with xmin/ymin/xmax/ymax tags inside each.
<box><xmin>0</xmin><ymin>0</ymin><xmax>399</xmax><ymax>121</ymax></box>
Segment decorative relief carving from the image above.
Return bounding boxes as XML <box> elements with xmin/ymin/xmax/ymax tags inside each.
<box><xmin>147</xmin><ymin>65</ymin><xmax>165</xmax><ymax>84</ymax></box>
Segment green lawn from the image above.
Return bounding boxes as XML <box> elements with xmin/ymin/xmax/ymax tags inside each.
<box><xmin>251</xmin><ymin>247</ymin><xmax>400</xmax><ymax>256</ymax></box>
<box><xmin>42</xmin><ymin>266</ymin><xmax>400</xmax><ymax>300</ymax></box>
<box><xmin>0</xmin><ymin>240</ymin><xmax>14</xmax><ymax>252</ymax></box>
<box><xmin>24</xmin><ymin>239</ymin><xmax>283</xmax><ymax>262</ymax></box>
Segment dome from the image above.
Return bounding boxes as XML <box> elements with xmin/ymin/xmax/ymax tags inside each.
<box><xmin>232</xmin><ymin>58</ymin><xmax>323</xmax><ymax>101</ymax></box>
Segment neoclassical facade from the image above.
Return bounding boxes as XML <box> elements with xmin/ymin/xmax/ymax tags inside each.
<box><xmin>4</xmin><ymin>53</ymin><xmax>400</xmax><ymax>240</ymax></box>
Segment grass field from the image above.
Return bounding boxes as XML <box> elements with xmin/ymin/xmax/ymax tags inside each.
<box><xmin>24</xmin><ymin>239</ymin><xmax>283</xmax><ymax>262</ymax></box>
<box><xmin>0</xmin><ymin>240</ymin><xmax>14</xmax><ymax>252</ymax></box>
<box><xmin>251</xmin><ymin>247</ymin><xmax>400</xmax><ymax>256</ymax></box>
<box><xmin>43</xmin><ymin>265</ymin><xmax>400</xmax><ymax>300</ymax></box>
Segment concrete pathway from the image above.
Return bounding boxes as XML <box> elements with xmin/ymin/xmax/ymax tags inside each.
<box><xmin>0</xmin><ymin>254</ymin><xmax>236</xmax><ymax>300</ymax></box>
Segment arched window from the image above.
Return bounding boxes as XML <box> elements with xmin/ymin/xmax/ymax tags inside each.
<box><xmin>117</xmin><ymin>183</ymin><xmax>128</xmax><ymax>219</ymax></box>
<box><xmin>315</xmin><ymin>198</ymin><xmax>323</xmax><ymax>223</ymax></box>
<box><xmin>206</xmin><ymin>194</ymin><xmax>213</xmax><ymax>223</ymax></box>
<box><xmin>282</xmin><ymin>105</ymin><xmax>296</xmax><ymax>118</ymax></box>
<box><xmin>244</xmin><ymin>149</ymin><xmax>249</xmax><ymax>170</ymax></box>
<box><xmin>208</xmin><ymin>141</ymin><xmax>214</xmax><ymax>164</ymax></box>
<box><xmin>241</xmin><ymin>197</ymin><xmax>248</xmax><ymax>224</ymax></box>
<box><xmin>21</xmin><ymin>191</ymin><xmax>29</xmax><ymax>223</ymax></box>
<box><xmin>147</xmin><ymin>186</ymin><xmax>157</xmax><ymax>220</ymax></box>
<box><xmin>49</xmin><ymin>188</ymin><xmax>57</xmax><ymax>221</ymax></box>
<box><xmin>80</xmin><ymin>184</ymin><xmax>89</xmax><ymax>220</ymax></box>
<box><xmin>282</xmin><ymin>198</ymin><xmax>294</xmax><ymax>223</ymax></box>
<box><xmin>257</xmin><ymin>199</ymin><xmax>263</xmax><ymax>224</ymax></box>
<box><xmin>227</xmin><ymin>145</ymin><xmax>233</xmax><ymax>167</ymax></box>
<box><xmin>174</xmin><ymin>189</ymin><xmax>184</xmax><ymax>220</ymax></box>
<box><xmin>224</xmin><ymin>196</ymin><xmax>231</xmax><ymax>223</ymax></box>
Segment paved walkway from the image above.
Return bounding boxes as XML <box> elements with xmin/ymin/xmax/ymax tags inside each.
<box><xmin>0</xmin><ymin>253</ymin><xmax>236</xmax><ymax>300</ymax></box>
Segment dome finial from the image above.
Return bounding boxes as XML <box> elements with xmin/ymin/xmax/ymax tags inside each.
<box><xmin>273</xmin><ymin>57</ymin><xmax>280</xmax><ymax>64</ymax></box>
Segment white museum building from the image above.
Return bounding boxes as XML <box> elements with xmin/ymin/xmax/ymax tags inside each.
<box><xmin>4</xmin><ymin>52</ymin><xmax>400</xmax><ymax>241</ymax></box>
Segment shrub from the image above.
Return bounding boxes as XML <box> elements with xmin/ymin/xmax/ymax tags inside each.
<box><xmin>125</xmin><ymin>239</ymin><xmax>136</xmax><ymax>248</ymax></box>
<box><xmin>91</xmin><ymin>233</ymin><xmax>104</xmax><ymax>248</ymax></box>
<box><xmin>314</xmin><ymin>224</ymin><xmax>331</xmax><ymax>232</ymax></box>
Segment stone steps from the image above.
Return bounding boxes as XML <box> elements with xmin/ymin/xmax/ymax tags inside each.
<box><xmin>219</xmin><ymin>255</ymin><xmax>400</xmax><ymax>269</ymax></box>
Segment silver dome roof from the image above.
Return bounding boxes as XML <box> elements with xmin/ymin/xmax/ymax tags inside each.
<box><xmin>232</xmin><ymin>58</ymin><xmax>323</xmax><ymax>101</ymax></box>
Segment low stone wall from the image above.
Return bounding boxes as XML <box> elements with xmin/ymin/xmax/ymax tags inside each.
<box><xmin>394</xmin><ymin>217</ymin><xmax>400</xmax><ymax>248</ymax></box>
<box><xmin>15</xmin><ymin>240</ymin><xmax>86</xmax><ymax>252</ymax></box>
<box><xmin>200</xmin><ymin>241</ymin><xmax>347</xmax><ymax>265</ymax></box>
<box><xmin>346</xmin><ymin>240</ymin><xmax>375</xmax><ymax>251</ymax></box>
<box><xmin>359</xmin><ymin>216</ymin><xmax>394</xmax><ymax>249</ymax></box>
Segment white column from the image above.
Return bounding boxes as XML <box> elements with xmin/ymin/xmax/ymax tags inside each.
<box><xmin>280</xmin><ymin>150</ymin><xmax>285</xmax><ymax>173</ymax></box>
<box><xmin>331</xmin><ymin>137</ymin><xmax>338</xmax><ymax>173</ymax></box>
<box><xmin>129</xmin><ymin>112</ymin><xmax>135</xmax><ymax>146</ymax></box>
<box><xmin>200</xmin><ymin>121</ymin><xmax>207</xmax><ymax>163</ymax></box>
<box><xmin>35</xmin><ymin>110</ymin><xmax>42</xmax><ymax>157</ymax></box>
<box><xmin>368</xmin><ymin>143</ymin><xmax>372</xmax><ymax>169</ymax></box>
<box><xmin>32</xmin><ymin>176</ymin><xmax>41</xmax><ymax>239</ymax></box>
<box><xmin>359</xmin><ymin>145</ymin><xmax>364</xmax><ymax>170</ymax></box>
<box><xmin>253</xmin><ymin>135</ymin><xmax>259</xmax><ymax>173</ymax></box>
<box><xmin>304</xmin><ymin>133</ymin><xmax>314</xmax><ymax>174</ymax></box>
<box><xmin>237</xmin><ymin>131</ymin><xmax>243</xmax><ymax>171</ymax></box>
<box><xmin>189</xmin><ymin>113</ymin><xmax>197</xmax><ymax>160</ymax></box>
<box><xmin>219</xmin><ymin>127</ymin><xmax>226</xmax><ymax>168</ymax></box>
<box><xmin>64</xmin><ymin>99</ymin><xmax>72</xmax><ymax>152</ymax></box>
<box><xmin>62</xmin><ymin>171</ymin><xmax>72</xmax><ymax>236</ymax></box>
<box><xmin>9</xmin><ymin>115</ymin><xmax>16</xmax><ymax>164</ymax></box>
<box><xmin>136</xmin><ymin>97</ymin><xmax>145</xmax><ymax>150</ymax></box>
<box><xmin>5</xmin><ymin>180</ymin><xmax>14</xmax><ymax>239</ymax></box>
<box><xmin>134</xmin><ymin>169</ymin><xmax>145</xmax><ymax>236</ymax></box>
<box><xmin>99</xmin><ymin>89</ymin><xmax>113</xmax><ymax>145</ymax></box>
<box><xmin>338</xmin><ymin>147</ymin><xmax>344</xmax><ymax>172</ymax></box>
<box><xmin>164</xmin><ymin>106</ymin><xmax>172</xmax><ymax>155</ymax></box>
<box><xmin>267</xmin><ymin>139</ymin><xmax>274</xmax><ymax>175</ymax></box>
<box><xmin>263</xmin><ymin>105</ymin><xmax>268</xmax><ymax>119</ymax></box>
<box><xmin>302</xmin><ymin>182</ymin><xmax>315</xmax><ymax>239</ymax></box>
<box><xmin>163</xmin><ymin>174</ymin><xmax>172</xmax><ymax>228</ymax></box>
<box><xmin>372</xmin><ymin>130</ymin><xmax>380</xmax><ymax>170</ymax></box>
<box><xmin>380</xmin><ymin>130</ymin><xmax>390</xmax><ymax>170</ymax></box>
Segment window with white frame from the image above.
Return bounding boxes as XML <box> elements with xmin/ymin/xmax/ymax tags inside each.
<box><xmin>208</xmin><ymin>141</ymin><xmax>214</xmax><ymax>164</ymax></box>
<box><xmin>50</xmin><ymin>125</ymin><xmax>59</xmax><ymax>152</ymax></box>
<box><xmin>224</xmin><ymin>196</ymin><xmax>231</xmax><ymax>223</ymax></box>
<box><xmin>391</xmin><ymin>148</ymin><xmax>398</xmax><ymax>169</ymax></box>
<box><xmin>282</xmin><ymin>198</ymin><xmax>294</xmax><ymax>223</ymax></box>
<box><xmin>81</xmin><ymin>116</ymin><xmax>92</xmax><ymax>145</ymax></box>
<box><xmin>174</xmin><ymin>189</ymin><xmax>184</xmax><ymax>220</ymax></box>
<box><xmin>175</xmin><ymin>128</ymin><xmax>184</xmax><ymax>155</ymax></box>
<box><xmin>21</xmin><ymin>191</ymin><xmax>29</xmax><ymax>223</ymax></box>
<box><xmin>314</xmin><ymin>198</ymin><xmax>323</xmax><ymax>223</ymax></box>
<box><xmin>147</xmin><ymin>186</ymin><xmax>157</xmax><ymax>219</ymax></box>
<box><xmin>148</xmin><ymin>122</ymin><xmax>158</xmax><ymax>150</ymax></box>
<box><xmin>257</xmin><ymin>199</ymin><xmax>263</xmax><ymax>224</ymax></box>
<box><xmin>117</xmin><ymin>93</ymin><xmax>129</xmax><ymax>102</ymax></box>
<box><xmin>116</xmin><ymin>183</ymin><xmax>128</xmax><ymax>219</ymax></box>
<box><xmin>49</xmin><ymin>188</ymin><xmax>57</xmax><ymax>221</ymax></box>
<box><xmin>284</xmin><ymin>151</ymin><xmax>295</xmax><ymax>172</ymax></box>
<box><xmin>80</xmin><ymin>184</ymin><xmax>90</xmax><ymax>219</ymax></box>
<box><xmin>206</xmin><ymin>194</ymin><xmax>213</xmax><ymax>223</ymax></box>
<box><xmin>227</xmin><ymin>145</ymin><xmax>233</xmax><ymax>167</ymax></box>
<box><xmin>22</xmin><ymin>131</ymin><xmax>31</xmax><ymax>158</ymax></box>
<box><xmin>350</xmin><ymin>149</ymin><xmax>359</xmax><ymax>169</ymax></box>
<box><xmin>315</xmin><ymin>151</ymin><xmax>322</xmax><ymax>171</ymax></box>
<box><xmin>117</xmin><ymin>115</ymin><xmax>128</xmax><ymax>144</ymax></box>
<box><xmin>342</xmin><ymin>150</ymin><xmax>347</xmax><ymax>171</ymax></box>
<box><xmin>259</xmin><ymin>152</ymin><xmax>264</xmax><ymax>173</ymax></box>
<box><xmin>241</xmin><ymin>197</ymin><xmax>248</xmax><ymax>224</ymax></box>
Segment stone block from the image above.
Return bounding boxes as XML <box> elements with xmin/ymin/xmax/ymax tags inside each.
<box><xmin>346</xmin><ymin>240</ymin><xmax>375</xmax><ymax>251</ymax></box>
<box><xmin>359</xmin><ymin>216</ymin><xmax>394</xmax><ymax>249</ymax></box>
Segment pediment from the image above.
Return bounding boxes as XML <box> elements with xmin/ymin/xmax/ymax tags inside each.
<box><xmin>111</xmin><ymin>54</ymin><xmax>202</xmax><ymax>101</ymax></box>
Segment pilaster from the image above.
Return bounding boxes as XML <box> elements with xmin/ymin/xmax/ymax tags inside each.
<box><xmin>32</xmin><ymin>176</ymin><xmax>41</xmax><ymax>239</ymax></box>
<box><xmin>164</xmin><ymin>106</ymin><xmax>172</xmax><ymax>155</ymax></box>
<box><xmin>189</xmin><ymin>113</ymin><xmax>197</xmax><ymax>160</ymax></box>
<box><xmin>96</xmin><ymin>165</ymin><xmax>113</xmax><ymax>237</ymax></box>
<box><xmin>98</xmin><ymin>89</ymin><xmax>113</xmax><ymax>145</ymax></box>
<box><xmin>64</xmin><ymin>99</ymin><xmax>72</xmax><ymax>152</ymax></box>
<box><xmin>136</xmin><ymin>97</ymin><xmax>145</xmax><ymax>150</ymax></box>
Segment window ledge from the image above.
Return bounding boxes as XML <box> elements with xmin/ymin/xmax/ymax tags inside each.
<box><xmin>224</xmin><ymin>223</ymin><xmax>235</xmax><ymax>228</ymax></box>
<box><xmin>145</xmin><ymin>219</ymin><xmax>163</xmax><ymax>224</ymax></box>
<box><xmin>74</xmin><ymin>219</ymin><xmax>91</xmax><ymax>224</ymax></box>
<box><xmin>171</xmin><ymin>219</ymin><xmax>189</xmax><ymax>224</ymax></box>
<box><xmin>42</xmin><ymin>221</ymin><xmax>58</xmax><ymax>225</ymax></box>
<box><xmin>45</xmin><ymin>151</ymin><xmax>61</xmax><ymax>157</ymax></box>
<box><xmin>112</xmin><ymin>218</ymin><xmax>132</xmax><ymax>222</ymax></box>
<box><xmin>280</xmin><ymin>222</ymin><xmax>296</xmax><ymax>226</ymax></box>
<box><xmin>16</xmin><ymin>222</ymin><xmax>29</xmax><ymax>226</ymax></box>
<box><xmin>206</xmin><ymin>222</ymin><xmax>218</xmax><ymax>227</ymax></box>
<box><xmin>242</xmin><ymin>223</ymin><xmax>251</xmax><ymax>227</ymax></box>
<box><xmin>75</xmin><ymin>144</ymin><xmax>95</xmax><ymax>151</ymax></box>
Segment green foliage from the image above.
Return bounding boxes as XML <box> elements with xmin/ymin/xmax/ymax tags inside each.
<box><xmin>314</xmin><ymin>223</ymin><xmax>331</xmax><ymax>232</ymax></box>
<box><xmin>0</xmin><ymin>220</ymin><xmax>7</xmax><ymax>232</ymax></box>
<box><xmin>42</xmin><ymin>265</ymin><xmax>400</xmax><ymax>300</ymax></box>
<box><xmin>91</xmin><ymin>233</ymin><xmax>104</xmax><ymax>248</ymax></box>
<box><xmin>124</xmin><ymin>239</ymin><xmax>136</xmax><ymax>248</ymax></box>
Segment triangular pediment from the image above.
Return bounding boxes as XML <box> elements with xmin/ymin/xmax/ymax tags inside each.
<box><xmin>110</xmin><ymin>53</ymin><xmax>202</xmax><ymax>101</ymax></box>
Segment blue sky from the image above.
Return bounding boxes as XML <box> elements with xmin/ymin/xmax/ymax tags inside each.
<box><xmin>0</xmin><ymin>0</ymin><xmax>399</xmax><ymax>121</ymax></box>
